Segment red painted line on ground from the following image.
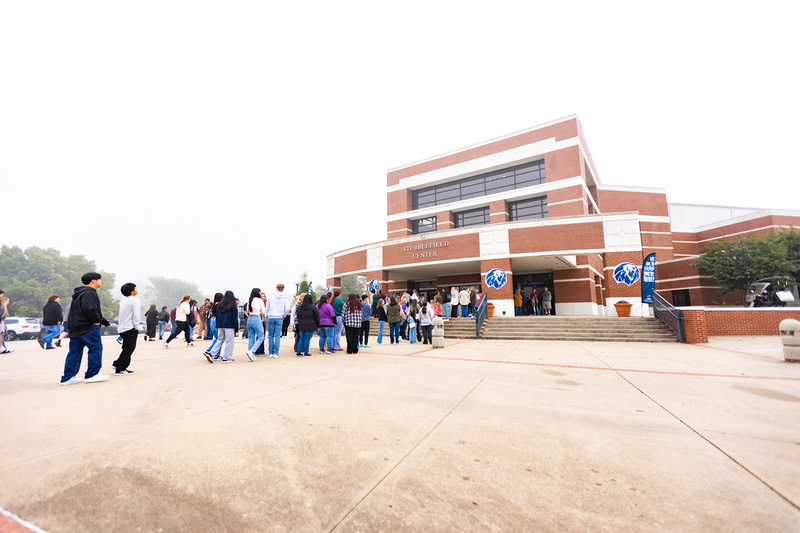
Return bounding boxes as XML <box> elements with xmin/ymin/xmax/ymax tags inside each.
<box><xmin>690</xmin><ymin>342</ymin><xmax>785</xmax><ymax>362</ymax></box>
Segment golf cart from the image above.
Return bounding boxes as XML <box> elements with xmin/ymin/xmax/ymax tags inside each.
<box><xmin>745</xmin><ymin>276</ymin><xmax>797</xmax><ymax>307</ymax></box>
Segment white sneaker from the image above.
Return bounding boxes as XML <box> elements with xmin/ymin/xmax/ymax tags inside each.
<box><xmin>163</xmin><ymin>342</ymin><xmax>170</xmax><ymax>349</ymax></box>
<box><xmin>85</xmin><ymin>373</ymin><xmax>109</xmax><ymax>383</ymax></box>
<box><xmin>246</xmin><ymin>350</ymin><xmax>255</xmax><ymax>362</ymax></box>
<box><xmin>60</xmin><ymin>376</ymin><xmax>83</xmax><ymax>386</ymax></box>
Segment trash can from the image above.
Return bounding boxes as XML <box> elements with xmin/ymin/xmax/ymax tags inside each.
<box><xmin>779</xmin><ymin>318</ymin><xmax>800</xmax><ymax>363</ymax></box>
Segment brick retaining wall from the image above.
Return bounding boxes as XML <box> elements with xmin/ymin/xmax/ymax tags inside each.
<box><xmin>680</xmin><ymin>308</ymin><xmax>800</xmax><ymax>343</ymax></box>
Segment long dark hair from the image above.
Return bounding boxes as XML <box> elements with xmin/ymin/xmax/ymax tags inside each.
<box><xmin>345</xmin><ymin>293</ymin><xmax>361</xmax><ymax>313</ymax></box>
<box><xmin>248</xmin><ymin>287</ymin><xmax>261</xmax><ymax>312</ymax></box>
<box><xmin>300</xmin><ymin>293</ymin><xmax>312</xmax><ymax>311</ymax></box>
<box><xmin>218</xmin><ymin>291</ymin><xmax>236</xmax><ymax>313</ymax></box>
<box><xmin>389</xmin><ymin>296</ymin><xmax>397</xmax><ymax>306</ymax></box>
<box><xmin>317</xmin><ymin>294</ymin><xmax>328</xmax><ymax>309</ymax></box>
<box><xmin>211</xmin><ymin>292</ymin><xmax>223</xmax><ymax>316</ymax></box>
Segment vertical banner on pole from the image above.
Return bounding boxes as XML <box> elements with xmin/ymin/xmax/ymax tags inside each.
<box><xmin>642</xmin><ymin>253</ymin><xmax>656</xmax><ymax>304</ymax></box>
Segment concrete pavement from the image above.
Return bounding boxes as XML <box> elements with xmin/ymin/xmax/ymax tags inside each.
<box><xmin>1</xmin><ymin>334</ymin><xmax>799</xmax><ymax>532</ymax></box>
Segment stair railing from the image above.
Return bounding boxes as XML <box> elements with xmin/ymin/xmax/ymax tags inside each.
<box><xmin>652</xmin><ymin>292</ymin><xmax>684</xmax><ymax>343</ymax></box>
<box><xmin>475</xmin><ymin>294</ymin><xmax>489</xmax><ymax>338</ymax></box>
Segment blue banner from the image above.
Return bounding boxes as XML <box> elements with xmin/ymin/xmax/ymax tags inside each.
<box><xmin>642</xmin><ymin>253</ymin><xmax>656</xmax><ymax>304</ymax></box>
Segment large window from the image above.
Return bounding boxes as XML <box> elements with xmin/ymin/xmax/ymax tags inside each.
<box><xmin>509</xmin><ymin>197</ymin><xmax>548</xmax><ymax>221</ymax></box>
<box><xmin>412</xmin><ymin>216</ymin><xmax>437</xmax><ymax>234</ymax></box>
<box><xmin>455</xmin><ymin>207</ymin><xmax>489</xmax><ymax>228</ymax></box>
<box><xmin>412</xmin><ymin>159</ymin><xmax>545</xmax><ymax>209</ymax></box>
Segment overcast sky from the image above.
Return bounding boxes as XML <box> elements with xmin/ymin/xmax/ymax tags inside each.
<box><xmin>1</xmin><ymin>1</ymin><xmax>798</xmax><ymax>302</ymax></box>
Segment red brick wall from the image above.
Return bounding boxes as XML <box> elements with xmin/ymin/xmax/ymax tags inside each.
<box><xmin>387</xmin><ymin>118</ymin><xmax>579</xmax><ymax>187</ymax></box>
<box><xmin>383</xmin><ymin>234</ymin><xmax>479</xmax><ymax>268</ymax></box>
<box><xmin>682</xmin><ymin>309</ymin><xmax>800</xmax><ymax>343</ymax></box>
<box><xmin>388</xmin><ymin>219</ymin><xmax>412</xmax><ymax>238</ymax></box>
<box><xmin>554</xmin><ymin>266</ymin><xmax>596</xmax><ymax>303</ymax></box>
<box><xmin>437</xmin><ymin>210</ymin><xmax>455</xmax><ymax>231</ymax></box>
<box><xmin>544</xmin><ymin>146</ymin><xmax>581</xmax><ymax>183</ymax></box>
<box><xmin>509</xmin><ymin>223</ymin><xmax>604</xmax><ymax>254</ymax></box>
<box><xmin>604</xmin><ymin>251</ymin><xmax>644</xmax><ymax>299</ymax></box>
<box><xmin>490</xmin><ymin>200</ymin><xmax>509</xmax><ymax>223</ymax></box>
<box><xmin>547</xmin><ymin>185</ymin><xmax>586</xmax><ymax>217</ymax></box>
<box><xmin>335</xmin><ymin>251</ymin><xmax>366</xmax><ymax>274</ymax></box>
<box><xmin>597</xmin><ymin>189</ymin><xmax>669</xmax><ymax>217</ymax></box>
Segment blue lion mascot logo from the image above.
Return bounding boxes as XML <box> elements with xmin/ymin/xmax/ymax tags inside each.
<box><xmin>485</xmin><ymin>268</ymin><xmax>508</xmax><ymax>290</ymax></box>
<box><xmin>613</xmin><ymin>263</ymin><xmax>640</xmax><ymax>286</ymax></box>
<box><xmin>368</xmin><ymin>278</ymin><xmax>381</xmax><ymax>293</ymax></box>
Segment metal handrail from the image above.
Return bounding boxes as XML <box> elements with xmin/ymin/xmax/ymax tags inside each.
<box><xmin>475</xmin><ymin>294</ymin><xmax>489</xmax><ymax>338</ymax></box>
<box><xmin>652</xmin><ymin>292</ymin><xmax>684</xmax><ymax>343</ymax></box>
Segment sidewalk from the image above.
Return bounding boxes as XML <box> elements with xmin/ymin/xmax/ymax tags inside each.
<box><xmin>1</xmin><ymin>335</ymin><xmax>799</xmax><ymax>532</ymax></box>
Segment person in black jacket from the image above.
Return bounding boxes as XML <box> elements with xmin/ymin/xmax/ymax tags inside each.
<box><xmin>60</xmin><ymin>272</ymin><xmax>111</xmax><ymax>386</ymax></box>
<box><xmin>294</xmin><ymin>294</ymin><xmax>319</xmax><ymax>356</ymax></box>
<box><xmin>40</xmin><ymin>295</ymin><xmax>64</xmax><ymax>349</ymax></box>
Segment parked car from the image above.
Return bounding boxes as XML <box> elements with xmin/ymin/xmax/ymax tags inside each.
<box><xmin>100</xmin><ymin>322</ymin><xmax>119</xmax><ymax>336</ymax></box>
<box><xmin>138</xmin><ymin>321</ymin><xmax>147</xmax><ymax>334</ymax></box>
<box><xmin>3</xmin><ymin>317</ymin><xmax>43</xmax><ymax>340</ymax></box>
<box><xmin>746</xmin><ymin>277</ymin><xmax>797</xmax><ymax>307</ymax></box>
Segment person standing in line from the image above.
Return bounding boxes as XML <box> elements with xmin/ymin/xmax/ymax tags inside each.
<box><xmin>375</xmin><ymin>298</ymin><xmax>387</xmax><ymax>344</ymax></box>
<box><xmin>359</xmin><ymin>294</ymin><xmax>372</xmax><ymax>348</ymax></box>
<box><xmin>514</xmin><ymin>289</ymin><xmax>523</xmax><ymax>317</ymax></box>
<box><xmin>40</xmin><ymin>294</ymin><xmax>64</xmax><ymax>349</ymax></box>
<box><xmin>197</xmin><ymin>298</ymin><xmax>211</xmax><ymax>340</ymax></box>
<box><xmin>205</xmin><ymin>290</ymin><xmax>238</xmax><ymax>363</ymax></box>
<box><xmin>157</xmin><ymin>306</ymin><xmax>169</xmax><ymax>339</ymax></box>
<box><xmin>144</xmin><ymin>304</ymin><xmax>159</xmax><ymax>341</ymax></box>
<box><xmin>203</xmin><ymin>292</ymin><xmax>223</xmax><ymax>360</ymax></box>
<box><xmin>442</xmin><ymin>288</ymin><xmax>451</xmax><ymax>321</ymax></box>
<box><xmin>449</xmin><ymin>287</ymin><xmax>459</xmax><ymax>320</ymax></box>
<box><xmin>458</xmin><ymin>287</ymin><xmax>470</xmax><ymax>318</ymax></box>
<box><xmin>244</xmin><ymin>287</ymin><xmax>265</xmax><ymax>362</ymax></box>
<box><xmin>529</xmin><ymin>291</ymin><xmax>538</xmax><ymax>316</ymax></box>
<box><xmin>0</xmin><ymin>295</ymin><xmax>12</xmax><ymax>354</ymax></box>
<box><xmin>59</xmin><ymin>272</ymin><xmax>111</xmax><ymax>385</ymax></box>
<box><xmin>342</xmin><ymin>293</ymin><xmax>362</xmax><ymax>354</ymax></box>
<box><xmin>419</xmin><ymin>303</ymin><xmax>433</xmax><ymax>344</ymax></box>
<box><xmin>163</xmin><ymin>295</ymin><xmax>193</xmax><ymax>348</ymax></box>
<box><xmin>371</xmin><ymin>289</ymin><xmax>381</xmax><ymax>317</ymax></box>
<box><xmin>331</xmin><ymin>289</ymin><xmax>345</xmax><ymax>351</ymax></box>
<box><xmin>112</xmin><ymin>282</ymin><xmax>140</xmax><ymax>376</ymax></box>
<box><xmin>469</xmin><ymin>286</ymin><xmax>478</xmax><ymax>317</ymax></box>
<box><xmin>542</xmin><ymin>287</ymin><xmax>552</xmax><ymax>315</ymax></box>
<box><xmin>295</xmin><ymin>294</ymin><xmax>319</xmax><ymax>356</ymax></box>
<box><xmin>289</xmin><ymin>295</ymin><xmax>303</xmax><ymax>354</ymax></box>
<box><xmin>386</xmin><ymin>296</ymin><xmax>404</xmax><ymax>345</ymax></box>
<box><xmin>264</xmin><ymin>284</ymin><xmax>291</xmax><ymax>358</ymax></box>
<box><xmin>317</xmin><ymin>294</ymin><xmax>335</xmax><ymax>354</ymax></box>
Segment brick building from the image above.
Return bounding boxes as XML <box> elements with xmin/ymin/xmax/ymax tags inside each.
<box><xmin>326</xmin><ymin>115</ymin><xmax>800</xmax><ymax>317</ymax></box>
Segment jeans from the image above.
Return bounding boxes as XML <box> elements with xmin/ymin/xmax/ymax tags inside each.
<box><xmin>515</xmin><ymin>306</ymin><xmax>522</xmax><ymax>316</ymax></box>
<box><xmin>333</xmin><ymin>316</ymin><xmax>343</xmax><ymax>350</ymax></box>
<box><xmin>42</xmin><ymin>324</ymin><xmax>62</xmax><ymax>347</ymax></box>
<box><xmin>443</xmin><ymin>303</ymin><xmax>451</xmax><ymax>320</ymax></box>
<box><xmin>421</xmin><ymin>324</ymin><xmax>432</xmax><ymax>344</ymax></box>
<box><xmin>247</xmin><ymin>315</ymin><xmax>265</xmax><ymax>353</ymax></box>
<box><xmin>297</xmin><ymin>330</ymin><xmax>313</xmax><ymax>354</ymax></box>
<box><xmin>206</xmin><ymin>317</ymin><xmax>218</xmax><ymax>352</ymax></box>
<box><xmin>318</xmin><ymin>326</ymin><xmax>333</xmax><ymax>351</ymax></box>
<box><xmin>60</xmin><ymin>325</ymin><xmax>103</xmax><ymax>382</ymax></box>
<box><xmin>267</xmin><ymin>318</ymin><xmax>282</xmax><ymax>355</ymax></box>
<box><xmin>461</xmin><ymin>305</ymin><xmax>469</xmax><ymax>317</ymax></box>
<box><xmin>408</xmin><ymin>326</ymin><xmax>416</xmax><ymax>343</ymax></box>
<box><xmin>210</xmin><ymin>328</ymin><xmax>235</xmax><ymax>360</ymax></box>
<box><xmin>389</xmin><ymin>321</ymin><xmax>400</xmax><ymax>344</ymax></box>
<box><xmin>377</xmin><ymin>321</ymin><xmax>385</xmax><ymax>343</ymax></box>
<box><xmin>158</xmin><ymin>321</ymin><xmax>167</xmax><ymax>338</ymax></box>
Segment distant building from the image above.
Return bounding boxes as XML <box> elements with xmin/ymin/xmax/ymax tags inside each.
<box><xmin>326</xmin><ymin>115</ymin><xmax>800</xmax><ymax>316</ymax></box>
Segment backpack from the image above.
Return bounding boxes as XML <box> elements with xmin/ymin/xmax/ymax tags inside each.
<box><xmin>170</xmin><ymin>307</ymin><xmax>177</xmax><ymax>320</ymax></box>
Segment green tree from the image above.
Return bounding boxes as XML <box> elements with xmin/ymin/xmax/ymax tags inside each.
<box><xmin>294</xmin><ymin>272</ymin><xmax>318</xmax><ymax>302</ymax></box>
<box><xmin>340</xmin><ymin>275</ymin><xmax>366</xmax><ymax>298</ymax></box>
<box><xmin>144</xmin><ymin>276</ymin><xmax>203</xmax><ymax>308</ymax></box>
<box><xmin>0</xmin><ymin>245</ymin><xmax>117</xmax><ymax>319</ymax></box>
<box><xmin>776</xmin><ymin>227</ymin><xmax>800</xmax><ymax>283</ymax></box>
<box><xmin>695</xmin><ymin>231</ymin><xmax>792</xmax><ymax>301</ymax></box>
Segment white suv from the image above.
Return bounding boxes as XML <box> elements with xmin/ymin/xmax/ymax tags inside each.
<box><xmin>3</xmin><ymin>317</ymin><xmax>43</xmax><ymax>341</ymax></box>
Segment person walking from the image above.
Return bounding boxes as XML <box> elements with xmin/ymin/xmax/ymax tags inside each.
<box><xmin>375</xmin><ymin>298</ymin><xmax>387</xmax><ymax>344</ymax></box>
<box><xmin>264</xmin><ymin>284</ymin><xmax>291</xmax><ymax>357</ymax></box>
<box><xmin>197</xmin><ymin>298</ymin><xmax>211</xmax><ymax>340</ymax></box>
<box><xmin>317</xmin><ymin>294</ymin><xmax>335</xmax><ymax>354</ymax></box>
<box><xmin>40</xmin><ymin>294</ymin><xmax>63</xmax><ymax>349</ymax></box>
<box><xmin>203</xmin><ymin>292</ymin><xmax>223</xmax><ymax>359</ymax></box>
<box><xmin>163</xmin><ymin>295</ymin><xmax>193</xmax><ymax>348</ymax></box>
<box><xmin>59</xmin><ymin>272</ymin><xmax>111</xmax><ymax>385</ymax></box>
<box><xmin>245</xmin><ymin>287</ymin><xmax>265</xmax><ymax>362</ymax></box>
<box><xmin>144</xmin><ymin>304</ymin><xmax>159</xmax><ymax>341</ymax></box>
<box><xmin>205</xmin><ymin>291</ymin><xmax>238</xmax><ymax>363</ymax></box>
<box><xmin>112</xmin><ymin>282</ymin><xmax>140</xmax><ymax>375</ymax></box>
<box><xmin>294</xmin><ymin>294</ymin><xmax>319</xmax><ymax>356</ymax></box>
<box><xmin>386</xmin><ymin>296</ymin><xmax>404</xmax><ymax>345</ymax></box>
<box><xmin>342</xmin><ymin>294</ymin><xmax>362</xmax><ymax>354</ymax></box>
<box><xmin>157</xmin><ymin>306</ymin><xmax>169</xmax><ymax>339</ymax></box>
<box><xmin>331</xmin><ymin>289</ymin><xmax>345</xmax><ymax>351</ymax></box>
<box><xmin>359</xmin><ymin>294</ymin><xmax>372</xmax><ymax>348</ymax></box>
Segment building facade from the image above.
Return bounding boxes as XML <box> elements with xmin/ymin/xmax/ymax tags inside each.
<box><xmin>326</xmin><ymin>115</ymin><xmax>800</xmax><ymax>316</ymax></box>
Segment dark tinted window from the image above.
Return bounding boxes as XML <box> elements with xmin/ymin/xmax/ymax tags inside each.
<box><xmin>510</xmin><ymin>197</ymin><xmax>548</xmax><ymax>221</ymax></box>
<box><xmin>412</xmin><ymin>216</ymin><xmax>437</xmax><ymax>234</ymax></box>
<box><xmin>455</xmin><ymin>207</ymin><xmax>490</xmax><ymax>228</ymax></box>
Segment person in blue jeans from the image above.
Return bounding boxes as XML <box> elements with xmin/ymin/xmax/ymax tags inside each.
<box><xmin>264</xmin><ymin>284</ymin><xmax>291</xmax><ymax>357</ymax></box>
<box><xmin>375</xmin><ymin>299</ymin><xmax>386</xmax><ymax>344</ymax></box>
<box><xmin>60</xmin><ymin>272</ymin><xmax>111</xmax><ymax>386</ymax></box>
<box><xmin>203</xmin><ymin>293</ymin><xmax>222</xmax><ymax>360</ymax></box>
<box><xmin>331</xmin><ymin>289</ymin><xmax>345</xmax><ymax>351</ymax></box>
<box><xmin>244</xmin><ymin>287</ymin><xmax>265</xmax><ymax>362</ymax></box>
<box><xmin>317</xmin><ymin>295</ymin><xmax>336</xmax><ymax>354</ymax></box>
<box><xmin>294</xmin><ymin>294</ymin><xmax>319</xmax><ymax>356</ymax></box>
<box><xmin>40</xmin><ymin>294</ymin><xmax>63</xmax><ymax>349</ymax></box>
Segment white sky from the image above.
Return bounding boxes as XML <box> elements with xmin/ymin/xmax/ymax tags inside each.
<box><xmin>1</xmin><ymin>1</ymin><xmax>798</xmax><ymax>301</ymax></box>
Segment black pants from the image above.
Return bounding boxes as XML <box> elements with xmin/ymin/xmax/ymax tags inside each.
<box><xmin>345</xmin><ymin>326</ymin><xmax>360</xmax><ymax>354</ymax></box>
<box><xmin>282</xmin><ymin>315</ymin><xmax>290</xmax><ymax>336</ymax></box>
<box><xmin>166</xmin><ymin>320</ymin><xmax>191</xmax><ymax>344</ymax></box>
<box><xmin>113</xmin><ymin>328</ymin><xmax>138</xmax><ymax>371</ymax></box>
<box><xmin>360</xmin><ymin>320</ymin><xmax>370</xmax><ymax>345</ymax></box>
<box><xmin>146</xmin><ymin>321</ymin><xmax>157</xmax><ymax>338</ymax></box>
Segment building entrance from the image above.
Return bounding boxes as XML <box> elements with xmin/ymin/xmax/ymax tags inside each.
<box><xmin>514</xmin><ymin>272</ymin><xmax>555</xmax><ymax>316</ymax></box>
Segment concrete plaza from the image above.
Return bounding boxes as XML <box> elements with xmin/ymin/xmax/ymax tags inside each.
<box><xmin>1</xmin><ymin>333</ymin><xmax>799</xmax><ymax>532</ymax></box>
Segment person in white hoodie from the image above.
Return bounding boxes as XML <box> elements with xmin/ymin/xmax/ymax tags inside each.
<box><xmin>264</xmin><ymin>283</ymin><xmax>291</xmax><ymax>357</ymax></box>
<box><xmin>113</xmin><ymin>282</ymin><xmax>141</xmax><ymax>375</ymax></box>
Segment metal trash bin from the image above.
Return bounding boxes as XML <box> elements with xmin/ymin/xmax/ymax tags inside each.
<box><xmin>779</xmin><ymin>319</ymin><xmax>800</xmax><ymax>363</ymax></box>
<box><xmin>432</xmin><ymin>316</ymin><xmax>445</xmax><ymax>349</ymax></box>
